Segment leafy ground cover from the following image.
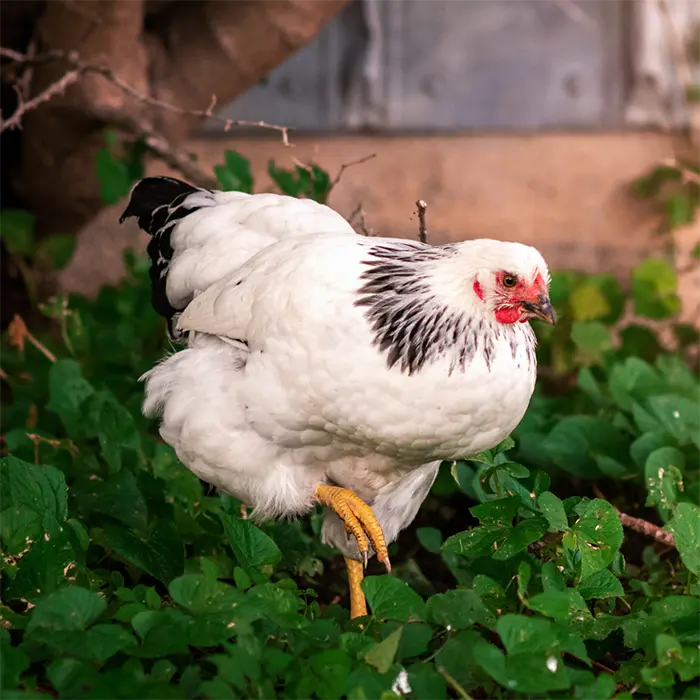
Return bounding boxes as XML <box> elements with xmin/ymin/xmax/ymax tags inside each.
<box><xmin>1</xmin><ymin>148</ymin><xmax>699</xmax><ymax>699</ymax></box>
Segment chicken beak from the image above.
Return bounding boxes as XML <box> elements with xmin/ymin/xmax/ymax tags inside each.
<box><xmin>522</xmin><ymin>294</ymin><xmax>556</xmax><ymax>324</ymax></box>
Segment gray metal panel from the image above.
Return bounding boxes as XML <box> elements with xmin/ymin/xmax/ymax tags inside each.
<box><xmin>200</xmin><ymin>2</ymin><xmax>367</xmax><ymax>133</ymax></box>
<box><xmin>203</xmin><ymin>0</ymin><xmax>626</xmax><ymax>134</ymax></box>
<box><xmin>383</xmin><ymin>0</ymin><xmax>623</xmax><ymax>130</ymax></box>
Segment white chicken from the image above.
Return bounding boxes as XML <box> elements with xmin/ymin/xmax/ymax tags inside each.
<box><xmin>120</xmin><ymin>176</ymin><xmax>555</xmax><ymax>618</ymax></box>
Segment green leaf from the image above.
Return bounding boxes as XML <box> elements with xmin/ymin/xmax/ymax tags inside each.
<box><xmin>220</xmin><ymin>514</ymin><xmax>282</xmax><ymax>569</ymax></box>
<box><xmin>442</xmin><ymin>524</ymin><xmax>510</xmax><ymax>558</ymax></box>
<box><xmin>577</xmin><ymin>568</ymin><xmax>624</xmax><ymax>600</ymax></box>
<box><xmin>73</xmin><ymin>468</ymin><xmax>148</xmax><ymax>534</ymax></box>
<box><xmin>666</xmin><ymin>193</ymin><xmax>696</xmax><ymax>229</ymax></box>
<box><xmin>470</xmin><ymin>496</ymin><xmax>521</xmax><ymax>524</ymax></box>
<box><xmin>571</xmin><ymin>499</ymin><xmax>623</xmax><ymax>579</ymax></box>
<box><xmin>169</xmin><ymin>574</ymin><xmax>244</xmax><ymax>615</ymax></box>
<box><xmin>362</xmin><ymin>576</ymin><xmax>426</xmax><ymax>622</ymax></box>
<box><xmin>407</xmin><ymin>665</ymin><xmax>447</xmax><ymax>700</ymax></box>
<box><xmin>644</xmin><ymin>447</ymin><xmax>685</xmax><ymax>512</ymax></box>
<box><xmin>6</xmin><ymin>519</ymin><xmax>78</xmax><ymax>600</ymax></box>
<box><xmin>528</xmin><ymin>589</ymin><xmax>589</xmax><ymax>621</ymax></box>
<box><xmin>426</xmin><ymin>589</ymin><xmax>491</xmax><ymax>629</ymax></box>
<box><xmin>96</xmin><ymin>148</ymin><xmax>133</xmax><ymax>205</ymax></box>
<box><xmin>36</xmin><ymin>234</ymin><xmax>77</xmax><ymax>270</ymax></box>
<box><xmin>538</xmin><ymin>491</ymin><xmax>569</xmax><ymax>531</ymax></box>
<box><xmin>46</xmin><ymin>359</ymin><xmax>95</xmax><ymax>437</ymax></box>
<box><xmin>102</xmin><ymin>520</ymin><xmax>184</xmax><ymax>584</ymax></box>
<box><xmin>569</xmin><ymin>282</ymin><xmax>610</xmax><ymax>322</ymax></box>
<box><xmin>632</xmin><ymin>258</ymin><xmax>681</xmax><ymax>319</ymax></box>
<box><xmin>493</xmin><ymin>517</ymin><xmax>548</xmax><ymax>560</ymax></box>
<box><xmin>363</xmin><ymin>627</ymin><xmax>402</xmax><ymax>673</ymax></box>
<box><xmin>571</xmin><ymin>321</ymin><xmax>612</xmax><ymax>362</ymax></box>
<box><xmin>131</xmin><ymin>609</ymin><xmax>191</xmax><ymax>657</ymax></box>
<box><xmin>0</xmin><ymin>455</ymin><xmax>68</xmax><ymax>523</ymax></box>
<box><xmin>416</xmin><ymin>527</ymin><xmax>443</xmax><ymax>553</ymax></box>
<box><xmin>215</xmin><ymin>151</ymin><xmax>254</xmax><ymax>193</ymax></box>
<box><xmin>27</xmin><ymin>586</ymin><xmax>105</xmax><ymax>633</ymax></box>
<box><xmin>0</xmin><ymin>209</ymin><xmax>36</xmax><ymax>256</ymax></box>
<box><xmin>665</xmin><ymin>503</ymin><xmax>700</xmax><ymax>575</ymax></box>
<box><xmin>309</xmin><ymin>649</ymin><xmax>351</xmax><ymax>699</ymax></box>
<box><xmin>543</xmin><ymin>416</ymin><xmax>628</xmax><ymax>478</ymax></box>
<box><xmin>89</xmin><ymin>393</ymin><xmax>141</xmax><ymax>472</ymax></box>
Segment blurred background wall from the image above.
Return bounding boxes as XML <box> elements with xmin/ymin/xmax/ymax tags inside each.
<box><xmin>45</xmin><ymin>0</ymin><xmax>699</xmax><ymax>316</ymax></box>
<box><xmin>195</xmin><ymin>0</ymin><xmax>698</xmax><ymax>266</ymax></box>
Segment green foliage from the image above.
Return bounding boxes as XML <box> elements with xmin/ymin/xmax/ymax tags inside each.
<box><xmin>1</xmin><ymin>150</ymin><xmax>698</xmax><ymax>699</ymax></box>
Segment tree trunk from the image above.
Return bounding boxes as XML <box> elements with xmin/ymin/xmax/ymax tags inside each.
<box><xmin>14</xmin><ymin>0</ymin><xmax>350</xmax><ymax>236</ymax></box>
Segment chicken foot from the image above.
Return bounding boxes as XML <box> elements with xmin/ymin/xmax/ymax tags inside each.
<box><xmin>315</xmin><ymin>484</ymin><xmax>390</xmax><ymax>619</ymax></box>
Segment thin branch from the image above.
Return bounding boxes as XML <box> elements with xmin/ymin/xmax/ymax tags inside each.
<box><xmin>416</xmin><ymin>199</ymin><xmax>428</xmax><ymax>244</ymax></box>
<box><xmin>0</xmin><ymin>48</ymin><xmax>292</xmax><ymax>145</ymax></box>
<box><xmin>1</xmin><ymin>70</ymin><xmax>80</xmax><ymax>132</ymax></box>
<box><xmin>616</xmin><ymin>508</ymin><xmax>675</xmax><ymax>548</ymax></box>
<box><xmin>93</xmin><ymin>105</ymin><xmax>217</xmax><ymax>189</ymax></box>
<box><xmin>329</xmin><ymin>153</ymin><xmax>377</xmax><ymax>191</ymax></box>
<box><xmin>347</xmin><ymin>202</ymin><xmax>373</xmax><ymax>236</ymax></box>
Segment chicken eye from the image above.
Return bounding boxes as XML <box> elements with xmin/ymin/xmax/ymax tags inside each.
<box><xmin>503</xmin><ymin>275</ymin><xmax>517</xmax><ymax>288</ymax></box>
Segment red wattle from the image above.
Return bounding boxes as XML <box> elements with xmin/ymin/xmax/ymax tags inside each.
<box><xmin>495</xmin><ymin>306</ymin><xmax>522</xmax><ymax>324</ymax></box>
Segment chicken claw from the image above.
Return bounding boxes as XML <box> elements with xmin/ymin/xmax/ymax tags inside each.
<box><xmin>316</xmin><ymin>484</ymin><xmax>390</xmax><ymax>619</ymax></box>
<box><xmin>315</xmin><ymin>484</ymin><xmax>391</xmax><ymax>572</ymax></box>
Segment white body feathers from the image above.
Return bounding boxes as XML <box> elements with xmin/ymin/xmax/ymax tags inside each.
<box><xmin>125</xmin><ymin>179</ymin><xmax>545</xmax><ymax>558</ymax></box>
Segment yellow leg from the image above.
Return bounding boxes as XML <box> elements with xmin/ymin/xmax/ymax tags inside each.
<box><xmin>345</xmin><ymin>557</ymin><xmax>368</xmax><ymax>619</ymax></box>
<box><xmin>315</xmin><ymin>484</ymin><xmax>391</xmax><ymax>571</ymax></box>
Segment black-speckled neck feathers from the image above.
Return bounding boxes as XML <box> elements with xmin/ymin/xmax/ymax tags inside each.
<box><xmin>355</xmin><ymin>240</ymin><xmax>537</xmax><ymax>375</ymax></box>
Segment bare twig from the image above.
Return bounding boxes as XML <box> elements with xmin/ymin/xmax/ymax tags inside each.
<box><xmin>329</xmin><ymin>153</ymin><xmax>377</xmax><ymax>191</ymax></box>
<box><xmin>1</xmin><ymin>70</ymin><xmax>80</xmax><ymax>132</ymax></box>
<box><xmin>416</xmin><ymin>199</ymin><xmax>428</xmax><ymax>244</ymax></box>
<box><xmin>616</xmin><ymin>508</ymin><xmax>676</xmax><ymax>548</ymax></box>
<box><xmin>1</xmin><ymin>48</ymin><xmax>293</xmax><ymax>146</ymax></box>
<box><xmin>348</xmin><ymin>202</ymin><xmax>373</xmax><ymax>236</ymax></box>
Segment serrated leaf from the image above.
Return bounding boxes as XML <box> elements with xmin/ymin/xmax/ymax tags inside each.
<box><xmin>493</xmin><ymin>517</ymin><xmax>548</xmax><ymax>560</ymax></box>
<box><xmin>644</xmin><ymin>447</ymin><xmax>685</xmax><ymax>512</ymax></box>
<box><xmin>577</xmin><ymin>568</ymin><xmax>624</xmax><ymax>600</ymax></box>
<box><xmin>442</xmin><ymin>523</ymin><xmax>510</xmax><ymax>558</ymax></box>
<box><xmin>73</xmin><ymin>468</ymin><xmax>148</xmax><ymax>534</ymax></box>
<box><xmin>27</xmin><ymin>586</ymin><xmax>105</xmax><ymax>633</ymax></box>
<box><xmin>102</xmin><ymin>520</ymin><xmax>184</xmax><ymax>584</ymax></box>
<box><xmin>665</xmin><ymin>503</ymin><xmax>700</xmax><ymax>575</ymax></box>
<box><xmin>427</xmin><ymin>588</ymin><xmax>491</xmax><ymax>629</ymax></box>
<box><xmin>572</xmin><ymin>499</ymin><xmax>623</xmax><ymax>579</ymax></box>
<box><xmin>470</xmin><ymin>496</ymin><xmax>521</xmax><ymax>524</ymax></box>
<box><xmin>362</xmin><ymin>576</ymin><xmax>425</xmax><ymax>622</ymax></box>
<box><xmin>220</xmin><ymin>514</ymin><xmax>281</xmax><ymax>569</ymax></box>
<box><xmin>0</xmin><ymin>456</ymin><xmax>67</xmax><ymax>523</ymax></box>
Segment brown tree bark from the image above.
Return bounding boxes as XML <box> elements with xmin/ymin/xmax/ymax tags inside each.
<box><xmin>13</xmin><ymin>0</ymin><xmax>350</xmax><ymax>236</ymax></box>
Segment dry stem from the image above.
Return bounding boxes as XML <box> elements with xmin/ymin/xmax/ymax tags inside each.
<box><xmin>616</xmin><ymin>508</ymin><xmax>675</xmax><ymax>548</ymax></box>
<box><xmin>416</xmin><ymin>199</ymin><xmax>428</xmax><ymax>244</ymax></box>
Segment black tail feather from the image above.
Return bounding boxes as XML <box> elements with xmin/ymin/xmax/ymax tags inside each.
<box><xmin>119</xmin><ymin>176</ymin><xmax>206</xmax><ymax>341</ymax></box>
<box><xmin>119</xmin><ymin>176</ymin><xmax>199</xmax><ymax>234</ymax></box>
